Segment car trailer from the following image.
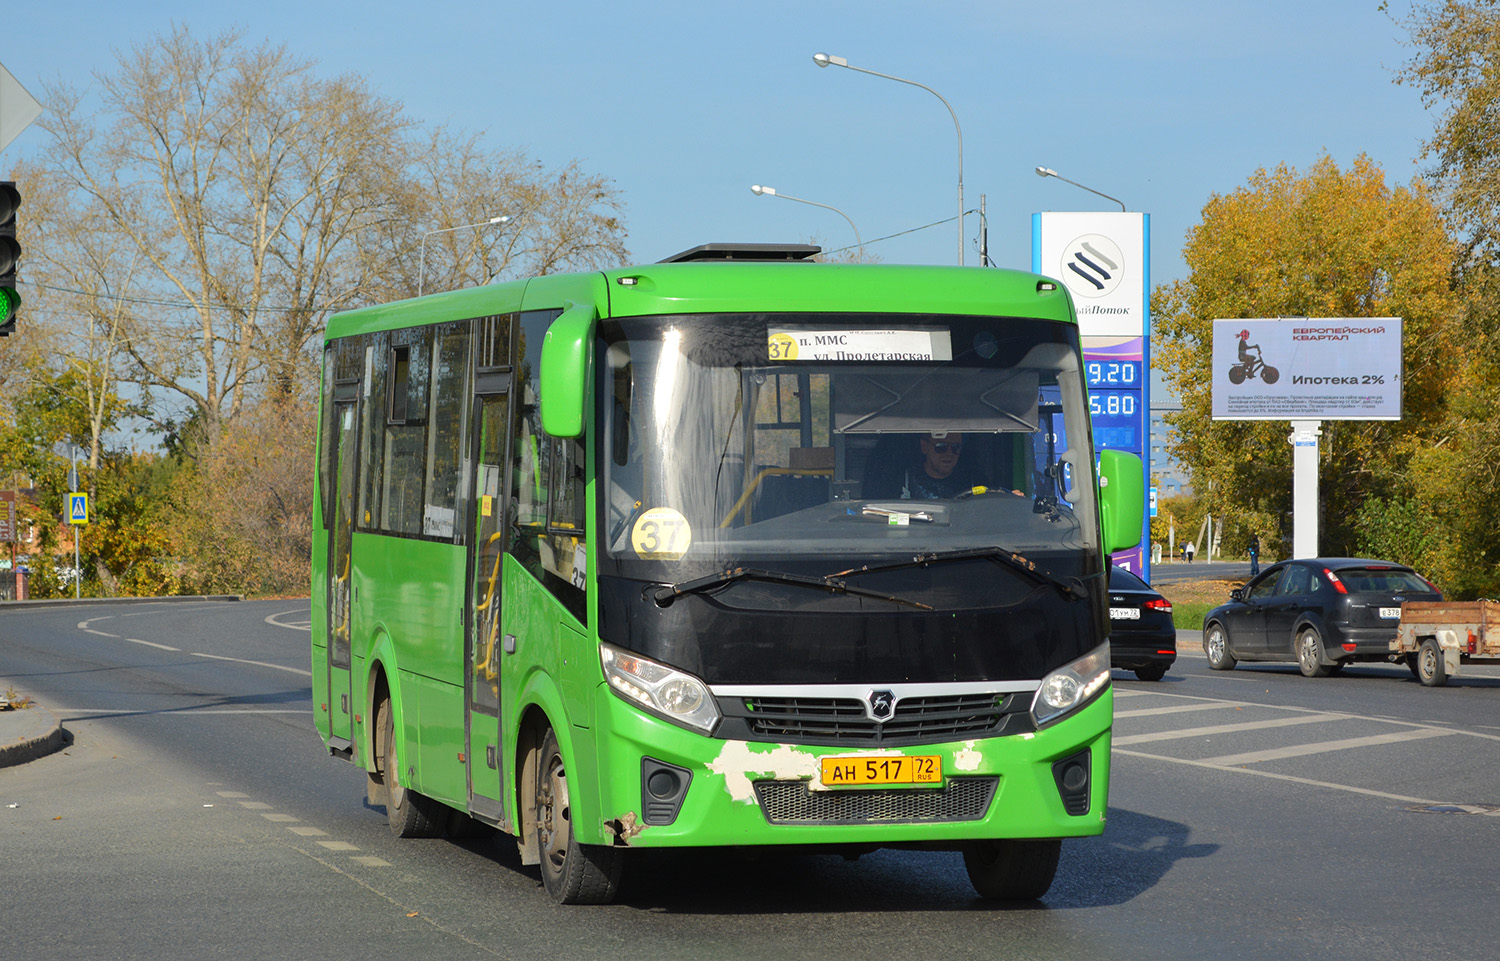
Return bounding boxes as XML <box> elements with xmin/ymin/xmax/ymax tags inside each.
<box><xmin>1392</xmin><ymin>600</ymin><xmax>1500</xmax><ymax>687</ymax></box>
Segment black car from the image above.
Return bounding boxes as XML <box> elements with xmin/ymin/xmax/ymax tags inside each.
<box><xmin>1202</xmin><ymin>557</ymin><xmax>1443</xmax><ymax>677</ymax></box>
<box><xmin>1107</xmin><ymin>566</ymin><xmax>1177</xmax><ymax>681</ymax></box>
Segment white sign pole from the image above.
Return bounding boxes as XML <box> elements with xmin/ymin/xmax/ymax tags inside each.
<box><xmin>1289</xmin><ymin>420</ymin><xmax>1322</xmax><ymax>558</ymax></box>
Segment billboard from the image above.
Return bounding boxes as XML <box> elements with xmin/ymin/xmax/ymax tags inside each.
<box><xmin>1210</xmin><ymin>318</ymin><xmax>1403</xmax><ymax>421</ymax></box>
<box><xmin>1034</xmin><ymin>211</ymin><xmax>1151</xmax><ymax>577</ymax></box>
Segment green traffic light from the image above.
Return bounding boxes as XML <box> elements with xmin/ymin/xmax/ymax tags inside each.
<box><xmin>0</xmin><ymin>286</ymin><xmax>18</xmax><ymax>323</ymax></box>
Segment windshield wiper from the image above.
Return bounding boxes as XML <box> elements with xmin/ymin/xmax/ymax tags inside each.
<box><xmin>652</xmin><ymin>567</ymin><xmax>933</xmax><ymax>610</ymax></box>
<box><xmin>829</xmin><ymin>547</ymin><xmax>1095</xmax><ymax>601</ymax></box>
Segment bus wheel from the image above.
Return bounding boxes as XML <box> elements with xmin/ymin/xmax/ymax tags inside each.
<box><xmin>376</xmin><ymin>695</ymin><xmax>444</xmax><ymax>838</ymax></box>
<box><xmin>962</xmin><ymin>839</ymin><xmax>1061</xmax><ymax>900</ymax></box>
<box><xmin>535</xmin><ymin>727</ymin><xmax>622</xmax><ymax>904</ymax></box>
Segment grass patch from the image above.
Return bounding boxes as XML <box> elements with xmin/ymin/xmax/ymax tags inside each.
<box><xmin>1170</xmin><ymin>602</ymin><xmax>1212</xmax><ymax>632</ymax></box>
<box><xmin>1156</xmin><ymin>578</ymin><xmax>1243</xmax><ymax>633</ymax></box>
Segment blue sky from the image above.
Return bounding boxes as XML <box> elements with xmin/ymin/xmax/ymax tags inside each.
<box><xmin>4</xmin><ymin>1</ymin><xmax>1435</xmax><ymax>286</ymax></box>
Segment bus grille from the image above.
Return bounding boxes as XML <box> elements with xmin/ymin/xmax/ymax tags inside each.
<box><xmin>734</xmin><ymin>693</ymin><xmax>1022</xmax><ymax>745</ymax></box>
<box><xmin>753</xmin><ymin>777</ymin><xmax>999</xmax><ymax>825</ymax></box>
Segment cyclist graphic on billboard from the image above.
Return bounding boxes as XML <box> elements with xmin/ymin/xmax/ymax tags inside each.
<box><xmin>1229</xmin><ymin>328</ymin><xmax>1279</xmax><ymax>385</ymax></box>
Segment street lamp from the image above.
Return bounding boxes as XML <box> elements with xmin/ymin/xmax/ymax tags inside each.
<box><xmin>750</xmin><ymin>184</ymin><xmax>863</xmax><ymax>253</ymax></box>
<box><xmin>814</xmin><ymin>52</ymin><xmax>965</xmax><ymax>266</ymax></box>
<box><xmin>417</xmin><ymin>215</ymin><xmax>510</xmax><ymax>297</ymax></box>
<box><xmin>1034</xmin><ymin>166</ymin><xmax>1126</xmax><ymax>212</ymax></box>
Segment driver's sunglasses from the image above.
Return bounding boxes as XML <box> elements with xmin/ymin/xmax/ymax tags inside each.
<box><xmin>932</xmin><ymin>442</ymin><xmax>962</xmax><ymax>454</ymax></box>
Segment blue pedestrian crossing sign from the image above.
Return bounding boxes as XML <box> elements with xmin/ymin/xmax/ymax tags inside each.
<box><xmin>68</xmin><ymin>492</ymin><xmax>88</xmax><ymax>526</ymax></box>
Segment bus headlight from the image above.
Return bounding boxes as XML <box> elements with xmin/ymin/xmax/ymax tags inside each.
<box><xmin>1031</xmin><ymin>642</ymin><xmax>1111</xmax><ymax>728</ymax></box>
<box><xmin>601</xmin><ymin>642</ymin><xmax>721</xmax><ymax>734</ymax></box>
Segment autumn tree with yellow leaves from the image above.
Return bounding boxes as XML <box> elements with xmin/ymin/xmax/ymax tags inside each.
<box><xmin>1153</xmin><ymin>154</ymin><xmax>1460</xmax><ymax>572</ymax></box>
<box><xmin>1387</xmin><ymin>0</ymin><xmax>1500</xmax><ymax>594</ymax></box>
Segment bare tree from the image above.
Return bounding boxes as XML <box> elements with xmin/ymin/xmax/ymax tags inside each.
<box><xmin>34</xmin><ymin>24</ymin><xmax>631</xmax><ymax>431</ymax></box>
<box><xmin>369</xmin><ymin>130</ymin><xmax>630</xmax><ymax>301</ymax></box>
<box><xmin>3</xmin><ymin>157</ymin><xmax>135</xmax><ymax>470</ymax></box>
<box><xmin>37</xmin><ymin>27</ymin><xmax>416</xmax><ymax>425</ymax></box>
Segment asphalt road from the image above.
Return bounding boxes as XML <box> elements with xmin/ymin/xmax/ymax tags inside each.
<box><xmin>4</xmin><ymin>599</ymin><xmax>1500</xmax><ymax>960</ymax></box>
<box><xmin>1147</xmin><ymin>559</ymin><xmax>1254</xmax><ymax>585</ymax></box>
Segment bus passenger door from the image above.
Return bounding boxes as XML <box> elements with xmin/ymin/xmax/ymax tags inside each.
<box><xmin>466</xmin><ymin>387</ymin><xmax>511</xmax><ymax>827</ymax></box>
<box><xmin>325</xmin><ymin>395</ymin><xmax>358</xmax><ymax>754</ymax></box>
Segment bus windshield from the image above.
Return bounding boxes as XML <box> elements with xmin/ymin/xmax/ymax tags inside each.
<box><xmin>598</xmin><ymin>312</ymin><xmax>1100</xmax><ymax>585</ymax></box>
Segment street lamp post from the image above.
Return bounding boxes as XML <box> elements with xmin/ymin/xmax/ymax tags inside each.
<box><xmin>417</xmin><ymin>215</ymin><xmax>510</xmax><ymax>297</ymax></box>
<box><xmin>1034</xmin><ymin>166</ymin><xmax>1126</xmax><ymax>212</ymax></box>
<box><xmin>750</xmin><ymin>184</ymin><xmax>863</xmax><ymax>253</ymax></box>
<box><xmin>814</xmin><ymin>52</ymin><xmax>965</xmax><ymax>266</ymax></box>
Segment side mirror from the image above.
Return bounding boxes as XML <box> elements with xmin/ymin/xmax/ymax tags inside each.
<box><xmin>1230</xmin><ymin>587</ymin><xmax>1244</xmax><ymax>602</ymax></box>
<box><xmin>539</xmin><ymin>304</ymin><xmax>597</xmax><ymax>438</ymax></box>
<box><xmin>1097</xmin><ymin>449</ymin><xmax>1144</xmax><ymax>555</ymax></box>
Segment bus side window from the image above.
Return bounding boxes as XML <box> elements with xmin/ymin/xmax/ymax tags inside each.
<box><xmin>382</xmin><ymin>331</ymin><xmax>432</xmax><ymax>535</ymax></box>
<box><xmin>550</xmin><ymin>433</ymin><xmax>587</xmax><ymax>536</ymax></box>
<box><xmin>423</xmin><ymin>322</ymin><xmax>470</xmax><ymax>540</ymax></box>
<box><xmin>358</xmin><ymin>332</ymin><xmax>387</xmax><ymax>530</ymax></box>
<box><xmin>508</xmin><ymin>308</ymin><xmax>584</xmax><ymax>622</ymax></box>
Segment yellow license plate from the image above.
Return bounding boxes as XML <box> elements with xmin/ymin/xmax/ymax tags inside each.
<box><xmin>820</xmin><ymin>755</ymin><xmax>942</xmax><ymax>787</ymax></box>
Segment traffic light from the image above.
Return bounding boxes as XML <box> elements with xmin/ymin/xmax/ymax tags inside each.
<box><xmin>0</xmin><ymin>181</ymin><xmax>19</xmax><ymax>337</ymax></box>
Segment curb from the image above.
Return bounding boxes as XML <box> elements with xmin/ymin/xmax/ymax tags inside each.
<box><xmin>0</xmin><ymin>702</ymin><xmax>67</xmax><ymax>768</ymax></box>
<box><xmin>0</xmin><ymin>595</ymin><xmax>242</xmax><ymax>610</ymax></box>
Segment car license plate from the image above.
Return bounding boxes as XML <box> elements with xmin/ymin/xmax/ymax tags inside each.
<box><xmin>1110</xmin><ymin>607</ymin><xmax>1141</xmax><ymax>620</ymax></box>
<box><xmin>1380</xmin><ymin>607</ymin><xmax>1402</xmax><ymax>619</ymax></box>
<box><xmin>820</xmin><ymin>755</ymin><xmax>942</xmax><ymax>787</ymax></box>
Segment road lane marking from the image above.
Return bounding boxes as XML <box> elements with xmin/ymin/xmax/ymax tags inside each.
<box><xmin>160</xmin><ymin>709</ymin><xmax>309</xmax><ymax>715</ymax></box>
<box><xmin>190</xmin><ymin>651</ymin><xmax>312</xmax><ymax>677</ymax></box>
<box><xmin>1115</xmin><ymin>702</ymin><xmax>1254</xmax><ymax>718</ymax></box>
<box><xmin>1114</xmin><ymin>713</ymin><xmax>1347</xmax><ymax>746</ymax></box>
<box><xmin>126</xmin><ymin>637</ymin><xmax>181</xmax><ymax>651</ymax></box>
<box><xmin>220</xmin><ymin>791</ymin><xmax>397</xmax><ymax>876</ymax></box>
<box><xmin>1200</xmin><ymin>727</ymin><xmax>1456</xmax><ymax>766</ymax></box>
<box><xmin>317</xmin><ymin>840</ymin><xmax>360</xmax><ymax>851</ymax></box>
<box><xmin>265</xmin><ymin>609</ymin><xmax>311</xmax><ymax>632</ymax></box>
<box><xmin>284</xmin><ymin>847</ymin><xmax>503</xmax><ymax>955</ymax></box>
<box><xmin>1114</xmin><ymin>747</ymin><xmax>1445</xmax><ymax>805</ymax></box>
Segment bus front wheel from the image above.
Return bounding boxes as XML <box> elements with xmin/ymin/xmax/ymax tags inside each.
<box><xmin>962</xmin><ymin>838</ymin><xmax>1061</xmax><ymax>900</ymax></box>
<box><xmin>535</xmin><ymin>727</ymin><xmax>623</xmax><ymax>904</ymax></box>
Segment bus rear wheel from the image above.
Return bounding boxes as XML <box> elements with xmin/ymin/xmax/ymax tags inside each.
<box><xmin>535</xmin><ymin>727</ymin><xmax>622</xmax><ymax>904</ymax></box>
<box><xmin>376</xmin><ymin>694</ymin><xmax>444</xmax><ymax>838</ymax></box>
<box><xmin>962</xmin><ymin>838</ymin><xmax>1061</xmax><ymax>900</ymax></box>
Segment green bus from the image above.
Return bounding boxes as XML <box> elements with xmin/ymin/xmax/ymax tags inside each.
<box><xmin>312</xmin><ymin>243</ymin><xmax>1143</xmax><ymax>904</ymax></box>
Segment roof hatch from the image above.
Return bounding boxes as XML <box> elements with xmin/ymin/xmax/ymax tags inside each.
<box><xmin>658</xmin><ymin>243</ymin><xmax>822</xmax><ymax>263</ymax></box>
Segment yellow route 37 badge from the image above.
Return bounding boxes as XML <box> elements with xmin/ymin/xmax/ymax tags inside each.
<box><xmin>767</xmin><ymin>332</ymin><xmax>799</xmax><ymax>361</ymax></box>
<box><xmin>631</xmin><ymin>507</ymin><xmax>691</xmax><ymax>560</ymax></box>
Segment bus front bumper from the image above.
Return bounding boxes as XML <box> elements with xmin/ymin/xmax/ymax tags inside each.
<box><xmin>581</xmin><ymin>686</ymin><xmax>1113</xmax><ymax>849</ymax></box>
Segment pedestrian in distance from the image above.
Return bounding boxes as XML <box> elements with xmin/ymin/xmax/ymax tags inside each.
<box><xmin>1248</xmin><ymin>534</ymin><xmax>1260</xmax><ymax>576</ymax></box>
<box><xmin>1185</xmin><ymin>541</ymin><xmax>1195</xmax><ymax>563</ymax></box>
